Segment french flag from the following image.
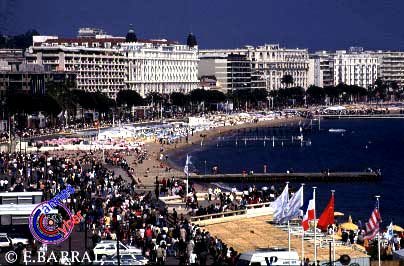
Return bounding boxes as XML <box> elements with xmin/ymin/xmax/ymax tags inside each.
<box><xmin>301</xmin><ymin>193</ymin><xmax>315</xmax><ymax>231</ymax></box>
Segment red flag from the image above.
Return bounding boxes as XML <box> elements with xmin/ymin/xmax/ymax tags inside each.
<box><xmin>317</xmin><ymin>193</ymin><xmax>334</xmax><ymax>231</ymax></box>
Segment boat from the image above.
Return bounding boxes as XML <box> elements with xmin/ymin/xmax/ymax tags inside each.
<box><xmin>328</xmin><ymin>128</ymin><xmax>346</xmax><ymax>133</ymax></box>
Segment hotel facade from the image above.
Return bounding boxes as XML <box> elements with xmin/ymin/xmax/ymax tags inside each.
<box><xmin>25</xmin><ymin>29</ymin><xmax>199</xmax><ymax>98</ymax></box>
<box><xmin>309</xmin><ymin>48</ymin><xmax>380</xmax><ymax>89</ymax></box>
<box><xmin>199</xmin><ymin>44</ymin><xmax>310</xmax><ymax>92</ymax></box>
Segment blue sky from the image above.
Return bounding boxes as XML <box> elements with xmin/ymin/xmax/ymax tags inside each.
<box><xmin>1</xmin><ymin>0</ymin><xmax>404</xmax><ymax>51</ymax></box>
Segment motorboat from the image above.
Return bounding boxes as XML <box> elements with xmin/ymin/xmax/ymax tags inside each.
<box><xmin>328</xmin><ymin>128</ymin><xmax>346</xmax><ymax>133</ymax></box>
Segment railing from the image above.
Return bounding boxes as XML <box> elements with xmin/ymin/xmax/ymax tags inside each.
<box><xmin>190</xmin><ymin>201</ymin><xmax>274</xmax><ymax>223</ymax></box>
<box><xmin>245</xmin><ymin>202</ymin><xmax>272</xmax><ymax>209</ymax></box>
<box><xmin>190</xmin><ymin>209</ymin><xmax>247</xmax><ymax>222</ymax></box>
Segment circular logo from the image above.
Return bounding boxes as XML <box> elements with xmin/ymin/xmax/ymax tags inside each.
<box><xmin>29</xmin><ymin>201</ymin><xmax>73</xmax><ymax>245</ymax></box>
<box><xmin>5</xmin><ymin>251</ymin><xmax>17</xmax><ymax>263</ymax></box>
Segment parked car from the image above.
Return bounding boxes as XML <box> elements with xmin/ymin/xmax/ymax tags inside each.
<box><xmin>111</xmin><ymin>254</ymin><xmax>149</xmax><ymax>265</ymax></box>
<box><xmin>93</xmin><ymin>259</ymin><xmax>144</xmax><ymax>265</ymax></box>
<box><xmin>0</xmin><ymin>233</ymin><xmax>29</xmax><ymax>252</ymax></box>
<box><xmin>93</xmin><ymin>240</ymin><xmax>142</xmax><ymax>260</ymax></box>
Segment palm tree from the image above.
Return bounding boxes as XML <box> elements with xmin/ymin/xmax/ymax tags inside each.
<box><xmin>281</xmin><ymin>74</ymin><xmax>294</xmax><ymax>88</ymax></box>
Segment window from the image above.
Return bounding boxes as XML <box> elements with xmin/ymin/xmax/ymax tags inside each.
<box><xmin>12</xmin><ymin>216</ymin><xmax>29</xmax><ymax>225</ymax></box>
<box><xmin>1</xmin><ymin>215</ymin><xmax>11</xmax><ymax>225</ymax></box>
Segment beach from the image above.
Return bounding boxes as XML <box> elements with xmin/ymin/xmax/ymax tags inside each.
<box><xmin>130</xmin><ymin>116</ymin><xmax>303</xmax><ymax>188</ymax></box>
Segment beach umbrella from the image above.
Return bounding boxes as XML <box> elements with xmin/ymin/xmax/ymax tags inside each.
<box><xmin>340</xmin><ymin>215</ymin><xmax>358</xmax><ymax>231</ymax></box>
<box><xmin>334</xmin><ymin>211</ymin><xmax>344</xmax><ymax>217</ymax></box>
<box><xmin>392</xmin><ymin>225</ymin><xmax>404</xmax><ymax>232</ymax></box>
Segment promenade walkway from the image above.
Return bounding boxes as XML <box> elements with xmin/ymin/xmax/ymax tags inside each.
<box><xmin>204</xmin><ymin>215</ymin><xmax>369</xmax><ymax>263</ymax></box>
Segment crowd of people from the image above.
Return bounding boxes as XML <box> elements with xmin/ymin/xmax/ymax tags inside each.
<box><xmin>0</xmin><ymin>120</ymin><xmax>113</xmax><ymax>143</ymax></box>
<box><xmin>0</xmin><ymin>148</ymin><xmax>241</xmax><ymax>265</ymax></box>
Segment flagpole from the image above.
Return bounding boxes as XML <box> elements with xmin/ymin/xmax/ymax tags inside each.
<box><xmin>331</xmin><ymin>189</ymin><xmax>336</xmax><ymax>266</ymax></box>
<box><xmin>186</xmin><ymin>155</ymin><xmax>189</xmax><ymax>203</ymax></box>
<box><xmin>286</xmin><ymin>182</ymin><xmax>291</xmax><ymax>253</ymax></box>
<box><xmin>313</xmin><ymin>186</ymin><xmax>317</xmax><ymax>263</ymax></box>
<box><xmin>301</xmin><ymin>183</ymin><xmax>305</xmax><ymax>265</ymax></box>
<box><xmin>376</xmin><ymin>195</ymin><xmax>381</xmax><ymax>266</ymax></box>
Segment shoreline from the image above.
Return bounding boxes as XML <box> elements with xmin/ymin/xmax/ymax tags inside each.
<box><xmin>165</xmin><ymin>116</ymin><xmax>304</xmax><ymax>173</ymax></box>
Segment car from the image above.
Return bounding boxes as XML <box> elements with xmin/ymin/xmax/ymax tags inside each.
<box><xmin>0</xmin><ymin>235</ymin><xmax>12</xmax><ymax>252</ymax></box>
<box><xmin>111</xmin><ymin>254</ymin><xmax>148</xmax><ymax>265</ymax></box>
<box><xmin>94</xmin><ymin>259</ymin><xmax>144</xmax><ymax>265</ymax></box>
<box><xmin>0</xmin><ymin>233</ymin><xmax>29</xmax><ymax>252</ymax></box>
<box><xmin>93</xmin><ymin>240</ymin><xmax>142</xmax><ymax>260</ymax></box>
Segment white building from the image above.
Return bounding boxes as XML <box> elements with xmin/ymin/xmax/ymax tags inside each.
<box><xmin>25</xmin><ymin>29</ymin><xmax>199</xmax><ymax>98</ymax></box>
<box><xmin>369</xmin><ymin>51</ymin><xmax>404</xmax><ymax>87</ymax></box>
<box><xmin>333</xmin><ymin>50</ymin><xmax>379</xmax><ymax>88</ymax></box>
<box><xmin>26</xmin><ymin>37</ymin><xmax>127</xmax><ymax>98</ymax></box>
<box><xmin>308</xmin><ymin>51</ymin><xmax>334</xmax><ymax>88</ymax></box>
<box><xmin>247</xmin><ymin>44</ymin><xmax>309</xmax><ymax>90</ymax></box>
<box><xmin>199</xmin><ymin>44</ymin><xmax>309</xmax><ymax>91</ymax></box>
<box><xmin>123</xmin><ymin>42</ymin><xmax>199</xmax><ymax>97</ymax></box>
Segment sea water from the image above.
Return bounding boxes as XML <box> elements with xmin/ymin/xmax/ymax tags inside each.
<box><xmin>170</xmin><ymin>119</ymin><xmax>404</xmax><ymax>226</ymax></box>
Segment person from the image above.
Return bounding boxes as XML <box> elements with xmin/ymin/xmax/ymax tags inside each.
<box><xmin>208</xmin><ymin>187</ymin><xmax>213</xmax><ymax>201</ymax></box>
<box><xmin>155</xmin><ymin>183</ymin><xmax>160</xmax><ymax>200</ymax></box>
<box><xmin>187</xmin><ymin>239</ymin><xmax>195</xmax><ymax>264</ymax></box>
<box><xmin>173</xmin><ymin>208</ymin><xmax>178</xmax><ymax>225</ymax></box>
<box><xmin>189</xmin><ymin>252</ymin><xmax>197</xmax><ymax>265</ymax></box>
<box><xmin>156</xmin><ymin>244</ymin><xmax>166</xmax><ymax>265</ymax></box>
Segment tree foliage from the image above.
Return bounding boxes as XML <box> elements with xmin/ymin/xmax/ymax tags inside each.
<box><xmin>189</xmin><ymin>89</ymin><xmax>226</xmax><ymax>104</ymax></box>
<box><xmin>7</xmin><ymin>93</ymin><xmax>61</xmax><ymax>115</ymax></box>
<box><xmin>116</xmin><ymin>90</ymin><xmax>144</xmax><ymax>107</ymax></box>
<box><xmin>306</xmin><ymin>85</ymin><xmax>325</xmax><ymax>104</ymax></box>
<box><xmin>170</xmin><ymin>92</ymin><xmax>188</xmax><ymax>107</ymax></box>
<box><xmin>281</xmin><ymin>74</ymin><xmax>294</xmax><ymax>88</ymax></box>
<box><xmin>145</xmin><ymin>92</ymin><xmax>166</xmax><ymax>105</ymax></box>
<box><xmin>0</xmin><ymin>30</ymin><xmax>40</xmax><ymax>49</ymax></box>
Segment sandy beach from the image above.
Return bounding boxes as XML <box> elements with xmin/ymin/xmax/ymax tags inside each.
<box><xmin>130</xmin><ymin>116</ymin><xmax>303</xmax><ymax>188</ymax></box>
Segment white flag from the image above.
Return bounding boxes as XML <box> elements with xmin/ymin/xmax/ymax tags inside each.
<box><xmin>272</xmin><ymin>183</ymin><xmax>289</xmax><ymax>223</ymax></box>
<box><xmin>278</xmin><ymin>186</ymin><xmax>304</xmax><ymax>224</ymax></box>
<box><xmin>184</xmin><ymin>154</ymin><xmax>191</xmax><ymax>175</ymax></box>
<box><xmin>386</xmin><ymin>222</ymin><xmax>394</xmax><ymax>241</ymax></box>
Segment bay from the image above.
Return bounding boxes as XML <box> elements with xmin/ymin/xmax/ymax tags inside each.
<box><xmin>170</xmin><ymin>119</ymin><xmax>404</xmax><ymax>226</ymax></box>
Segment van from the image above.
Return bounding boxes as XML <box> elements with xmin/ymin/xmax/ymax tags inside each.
<box><xmin>237</xmin><ymin>248</ymin><xmax>300</xmax><ymax>266</ymax></box>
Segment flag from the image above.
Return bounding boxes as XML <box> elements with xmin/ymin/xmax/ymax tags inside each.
<box><xmin>386</xmin><ymin>222</ymin><xmax>394</xmax><ymax>241</ymax></box>
<box><xmin>364</xmin><ymin>201</ymin><xmax>382</xmax><ymax>240</ymax></box>
<box><xmin>183</xmin><ymin>154</ymin><xmax>191</xmax><ymax>175</ymax></box>
<box><xmin>279</xmin><ymin>186</ymin><xmax>303</xmax><ymax>223</ymax></box>
<box><xmin>301</xmin><ymin>192</ymin><xmax>315</xmax><ymax>231</ymax></box>
<box><xmin>271</xmin><ymin>183</ymin><xmax>289</xmax><ymax>223</ymax></box>
<box><xmin>317</xmin><ymin>193</ymin><xmax>335</xmax><ymax>231</ymax></box>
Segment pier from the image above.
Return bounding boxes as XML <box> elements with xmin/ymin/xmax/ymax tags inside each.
<box><xmin>316</xmin><ymin>114</ymin><xmax>404</xmax><ymax>119</ymax></box>
<box><xmin>186</xmin><ymin>171</ymin><xmax>380</xmax><ymax>182</ymax></box>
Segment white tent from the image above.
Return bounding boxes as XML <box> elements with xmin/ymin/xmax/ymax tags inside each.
<box><xmin>324</xmin><ymin>106</ymin><xmax>346</xmax><ymax>111</ymax></box>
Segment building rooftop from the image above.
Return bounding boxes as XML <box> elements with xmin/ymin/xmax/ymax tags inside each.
<box><xmin>34</xmin><ymin>37</ymin><xmax>179</xmax><ymax>47</ymax></box>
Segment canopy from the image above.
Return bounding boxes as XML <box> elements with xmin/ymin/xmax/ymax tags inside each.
<box><xmin>392</xmin><ymin>225</ymin><xmax>404</xmax><ymax>232</ymax></box>
<box><xmin>324</xmin><ymin>106</ymin><xmax>346</xmax><ymax>111</ymax></box>
<box><xmin>340</xmin><ymin>215</ymin><xmax>358</xmax><ymax>231</ymax></box>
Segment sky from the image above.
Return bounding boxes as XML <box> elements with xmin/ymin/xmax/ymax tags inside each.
<box><xmin>1</xmin><ymin>0</ymin><xmax>404</xmax><ymax>52</ymax></box>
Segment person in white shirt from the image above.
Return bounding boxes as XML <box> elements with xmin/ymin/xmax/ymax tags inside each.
<box><xmin>208</xmin><ymin>187</ymin><xmax>213</xmax><ymax>201</ymax></box>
